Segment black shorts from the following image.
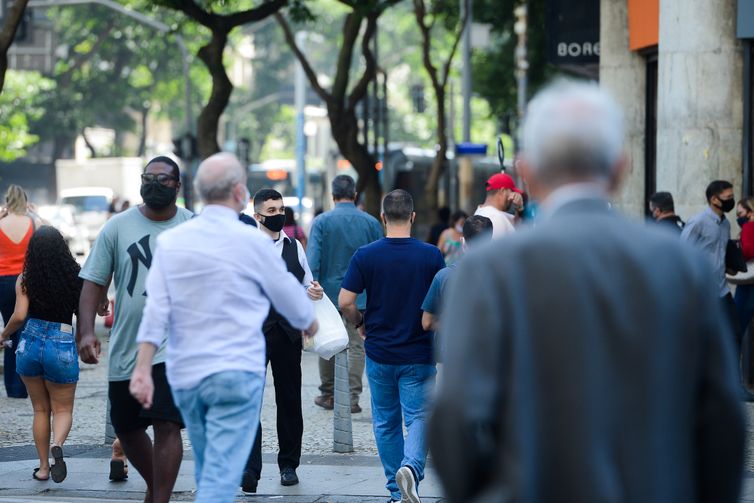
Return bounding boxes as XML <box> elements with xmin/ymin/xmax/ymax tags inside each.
<box><xmin>108</xmin><ymin>362</ymin><xmax>184</xmax><ymax>435</ymax></box>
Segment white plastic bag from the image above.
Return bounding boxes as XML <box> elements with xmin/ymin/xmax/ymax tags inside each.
<box><xmin>303</xmin><ymin>295</ymin><xmax>349</xmax><ymax>360</ymax></box>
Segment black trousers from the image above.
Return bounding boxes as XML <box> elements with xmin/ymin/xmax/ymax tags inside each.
<box><xmin>244</xmin><ymin>326</ymin><xmax>303</xmax><ymax>479</ymax></box>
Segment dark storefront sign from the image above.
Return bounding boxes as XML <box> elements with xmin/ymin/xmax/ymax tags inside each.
<box><xmin>739</xmin><ymin>0</ymin><xmax>754</xmax><ymax>39</ymax></box>
<box><xmin>545</xmin><ymin>0</ymin><xmax>600</xmax><ymax>65</ymax></box>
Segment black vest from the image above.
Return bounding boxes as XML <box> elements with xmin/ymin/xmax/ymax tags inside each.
<box><xmin>262</xmin><ymin>236</ymin><xmax>306</xmax><ymax>341</ymax></box>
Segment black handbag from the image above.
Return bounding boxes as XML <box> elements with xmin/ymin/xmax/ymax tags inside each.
<box><xmin>726</xmin><ymin>239</ymin><xmax>748</xmax><ymax>273</ymax></box>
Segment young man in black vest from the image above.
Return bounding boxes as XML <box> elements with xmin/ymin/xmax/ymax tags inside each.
<box><xmin>240</xmin><ymin>189</ymin><xmax>322</xmax><ymax>493</ymax></box>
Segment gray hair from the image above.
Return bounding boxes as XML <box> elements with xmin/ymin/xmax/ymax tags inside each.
<box><xmin>194</xmin><ymin>153</ymin><xmax>245</xmax><ymax>203</ymax></box>
<box><xmin>522</xmin><ymin>80</ymin><xmax>624</xmax><ymax>186</ymax></box>
<box><xmin>332</xmin><ymin>174</ymin><xmax>356</xmax><ymax>200</ymax></box>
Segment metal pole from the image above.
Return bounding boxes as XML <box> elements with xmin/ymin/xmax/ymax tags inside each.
<box><xmin>460</xmin><ymin>0</ymin><xmax>472</xmax><ymax>143</ymax></box>
<box><xmin>294</xmin><ymin>31</ymin><xmax>306</xmax><ymax>217</ymax></box>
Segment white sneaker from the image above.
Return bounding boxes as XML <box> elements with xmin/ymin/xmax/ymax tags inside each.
<box><xmin>396</xmin><ymin>465</ymin><xmax>421</xmax><ymax>503</ymax></box>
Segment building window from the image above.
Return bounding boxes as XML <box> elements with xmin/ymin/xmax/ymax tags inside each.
<box><xmin>644</xmin><ymin>51</ymin><xmax>658</xmax><ymax>213</ymax></box>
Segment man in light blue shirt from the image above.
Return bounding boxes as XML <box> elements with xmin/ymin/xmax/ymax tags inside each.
<box><xmin>307</xmin><ymin>175</ymin><xmax>382</xmax><ymax>412</ymax></box>
<box><xmin>129</xmin><ymin>153</ymin><xmax>317</xmax><ymax>503</ymax></box>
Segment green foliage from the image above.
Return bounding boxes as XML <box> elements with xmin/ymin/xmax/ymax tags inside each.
<box><xmin>472</xmin><ymin>0</ymin><xmax>556</xmax><ymax>128</ymax></box>
<box><xmin>0</xmin><ymin>71</ymin><xmax>54</xmax><ymax>161</ymax></box>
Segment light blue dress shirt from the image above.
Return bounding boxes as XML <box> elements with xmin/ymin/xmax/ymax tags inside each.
<box><xmin>306</xmin><ymin>202</ymin><xmax>383</xmax><ymax>310</ymax></box>
<box><xmin>681</xmin><ymin>206</ymin><xmax>731</xmax><ymax>297</ymax></box>
<box><xmin>136</xmin><ymin>205</ymin><xmax>315</xmax><ymax>390</ymax></box>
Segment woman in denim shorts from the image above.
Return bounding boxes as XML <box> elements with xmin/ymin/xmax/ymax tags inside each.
<box><xmin>0</xmin><ymin>226</ymin><xmax>83</xmax><ymax>483</ymax></box>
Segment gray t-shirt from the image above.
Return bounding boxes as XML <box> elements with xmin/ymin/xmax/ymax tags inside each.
<box><xmin>80</xmin><ymin>206</ymin><xmax>193</xmax><ymax>381</ymax></box>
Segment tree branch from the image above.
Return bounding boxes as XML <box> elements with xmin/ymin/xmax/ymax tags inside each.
<box><xmin>222</xmin><ymin>0</ymin><xmax>287</xmax><ymax>31</ymax></box>
<box><xmin>440</xmin><ymin>4</ymin><xmax>468</xmax><ymax>87</ymax></box>
<box><xmin>331</xmin><ymin>12</ymin><xmax>363</xmax><ymax>102</ymax></box>
<box><xmin>274</xmin><ymin>12</ymin><xmax>331</xmax><ymax>103</ymax></box>
<box><xmin>0</xmin><ymin>0</ymin><xmax>30</xmax><ymax>93</ymax></box>
<box><xmin>346</xmin><ymin>14</ymin><xmax>378</xmax><ymax>111</ymax></box>
<box><xmin>166</xmin><ymin>0</ymin><xmax>217</xmax><ymax>30</ymax></box>
<box><xmin>413</xmin><ymin>0</ymin><xmax>441</xmax><ymax>91</ymax></box>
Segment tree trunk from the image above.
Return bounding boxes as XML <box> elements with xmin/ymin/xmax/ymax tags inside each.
<box><xmin>0</xmin><ymin>0</ymin><xmax>30</xmax><ymax>94</ymax></box>
<box><xmin>137</xmin><ymin>105</ymin><xmax>149</xmax><ymax>157</ymax></box>
<box><xmin>81</xmin><ymin>129</ymin><xmax>97</xmax><ymax>158</ymax></box>
<box><xmin>424</xmin><ymin>87</ymin><xmax>448</xmax><ymax>213</ymax></box>
<box><xmin>196</xmin><ymin>30</ymin><xmax>231</xmax><ymax>159</ymax></box>
<box><xmin>329</xmin><ymin>106</ymin><xmax>382</xmax><ymax>217</ymax></box>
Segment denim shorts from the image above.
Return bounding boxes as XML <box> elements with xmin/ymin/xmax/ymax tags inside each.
<box><xmin>15</xmin><ymin>318</ymin><xmax>79</xmax><ymax>384</ymax></box>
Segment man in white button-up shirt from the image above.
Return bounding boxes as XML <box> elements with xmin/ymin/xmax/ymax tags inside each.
<box><xmin>129</xmin><ymin>153</ymin><xmax>317</xmax><ymax>503</ymax></box>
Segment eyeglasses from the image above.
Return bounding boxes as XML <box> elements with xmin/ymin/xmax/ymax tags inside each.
<box><xmin>141</xmin><ymin>173</ymin><xmax>179</xmax><ymax>185</ymax></box>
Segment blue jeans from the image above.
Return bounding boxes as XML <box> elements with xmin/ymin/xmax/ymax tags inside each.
<box><xmin>366</xmin><ymin>356</ymin><xmax>436</xmax><ymax>501</ymax></box>
<box><xmin>172</xmin><ymin>370</ymin><xmax>264</xmax><ymax>503</ymax></box>
<box><xmin>15</xmin><ymin>318</ymin><xmax>79</xmax><ymax>384</ymax></box>
<box><xmin>0</xmin><ymin>275</ymin><xmax>27</xmax><ymax>397</ymax></box>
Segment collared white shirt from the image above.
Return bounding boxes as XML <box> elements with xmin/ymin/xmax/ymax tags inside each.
<box><xmin>136</xmin><ymin>205</ymin><xmax>315</xmax><ymax>390</ymax></box>
<box><xmin>474</xmin><ymin>204</ymin><xmax>516</xmax><ymax>239</ymax></box>
<box><xmin>271</xmin><ymin>230</ymin><xmax>313</xmax><ymax>288</ymax></box>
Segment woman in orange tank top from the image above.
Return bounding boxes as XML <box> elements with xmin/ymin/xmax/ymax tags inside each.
<box><xmin>0</xmin><ymin>185</ymin><xmax>34</xmax><ymax>398</ymax></box>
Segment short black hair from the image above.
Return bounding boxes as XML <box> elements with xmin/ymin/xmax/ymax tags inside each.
<box><xmin>382</xmin><ymin>189</ymin><xmax>414</xmax><ymax>223</ymax></box>
<box><xmin>462</xmin><ymin>215</ymin><xmax>493</xmax><ymax>243</ymax></box>
<box><xmin>332</xmin><ymin>175</ymin><xmax>356</xmax><ymax>200</ymax></box>
<box><xmin>145</xmin><ymin>156</ymin><xmax>180</xmax><ymax>180</ymax></box>
<box><xmin>649</xmin><ymin>191</ymin><xmax>674</xmax><ymax>213</ymax></box>
<box><xmin>706</xmin><ymin>180</ymin><xmax>733</xmax><ymax>203</ymax></box>
<box><xmin>450</xmin><ymin>210</ymin><xmax>468</xmax><ymax>223</ymax></box>
<box><xmin>253</xmin><ymin>188</ymin><xmax>283</xmax><ymax>213</ymax></box>
<box><xmin>437</xmin><ymin>206</ymin><xmax>451</xmax><ymax>223</ymax></box>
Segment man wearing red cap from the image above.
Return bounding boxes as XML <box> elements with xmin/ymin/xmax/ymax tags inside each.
<box><xmin>473</xmin><ymin>173</ymin><xmax>524</xmax><ymax>238</ymax></box>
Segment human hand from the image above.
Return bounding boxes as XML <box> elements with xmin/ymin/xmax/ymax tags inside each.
<box><xmin>303</xmin><ymin>319</ymin><xmax>319</xmax><ymax>339</ymax></box>
<box><xmin>307</xmin><ymin>281</ymin><xmax>324</xmax><ymax>301</ymax></box>
<box><xmin>129</xmin><ymin>368</ymin><xmax>154</xmax><ymax>409</ymax></box>
<box><xmin>78</xmin><ymin>332</ymin><xmax>101</xmax><ymax>364</ymax></box>
<box><xmin>508</xmin><ymin>191</ymin><xmax>524</xmax><ymax>211</ymax></box>
<box><xmin>97</xmin><ymin>298</ymin><xmax>111</xmax><ymax>317</ymax></box>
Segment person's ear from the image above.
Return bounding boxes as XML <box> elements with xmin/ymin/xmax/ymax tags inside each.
<box><xmin>607</xmin><ymin>154</ymin><xmax>628</xmax><ymax>195</ymax></box>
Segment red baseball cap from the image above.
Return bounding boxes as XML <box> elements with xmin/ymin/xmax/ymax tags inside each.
<box><xmin>486</xmin><ymin>173</ymin><xmax>522</xmax><ymax>193</ymax></box>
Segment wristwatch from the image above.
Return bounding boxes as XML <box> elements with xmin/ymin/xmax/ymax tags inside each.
<box><xmin>354</xmin><ymin>316</ymin><xmax>364</xmax><ymax>329</ymax></box>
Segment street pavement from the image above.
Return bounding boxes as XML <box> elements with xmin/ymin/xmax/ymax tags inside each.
<box><xmin>2</xmin><ymin>328</ymin><xmax>754</xmax><ymax>501</ymax></box>
<box><xmin>0</xmin><ymin>330</ymin><xmax>441</xmax><ymax>502</ymax></box>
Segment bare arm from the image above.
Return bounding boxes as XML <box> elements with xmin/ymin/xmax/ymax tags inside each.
<box><xmin>77</xmin><ymin>279</ymin><xmax>110</xmax><ymax>364</ymax></box>
<box><xmin>129</xmin><ymin>342</ymin><xmax>158</xmax><ymax>409</ymax></box>
<box><xmin>1</xmin><ymin>276</ymin><xmax>28</xmax><ymax>341</ymax></box>
<box><xmin>422</xmin><ymin>311</ymin><xmax>438</xmax><ymax>332</ymax></box>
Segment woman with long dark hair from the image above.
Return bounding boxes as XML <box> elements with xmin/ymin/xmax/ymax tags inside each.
<box><xmin>0</xmin><ymin>226</ymin><xmax>83</xmax><ymax>482</ymax></box>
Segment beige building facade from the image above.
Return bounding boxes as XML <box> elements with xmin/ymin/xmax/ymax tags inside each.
<box><xmin>600</xmin><ymin>0</ymin><xmax>749</xmax><ymax>221</ymax></box>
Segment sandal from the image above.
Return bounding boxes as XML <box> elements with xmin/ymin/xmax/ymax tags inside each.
<box><xmin>32</xmin><ymin>468</ymin><xmax>49</xmax><ymax>481</ymax></box>
<box><xmin>50</xmin><ymin>445</ymin><xmax>67</xmax><ymax>483</ymax></box>
<box><xmin>109</xmin><ymin>459</ymin><xmax>128</xmax><ymax>481</ymax></box>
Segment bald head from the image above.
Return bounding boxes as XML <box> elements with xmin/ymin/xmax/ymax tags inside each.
<box><xmin>194</xmin><ymin>153</ymin><xmax>247</xmax><ymax>205</ymax></box>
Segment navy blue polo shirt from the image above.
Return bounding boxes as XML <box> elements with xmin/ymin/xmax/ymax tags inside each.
<box><xmin>341</xmin><ymin>237</ymin><xmax>445</xmax><ymax>365</ymax></box>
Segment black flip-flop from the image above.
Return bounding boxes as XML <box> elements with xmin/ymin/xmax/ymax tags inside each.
<box><xmin>32</xmin><ymin>468</ymin><xmax>49</xmax><ymax>481</ymax></box>
<box><xmin>50</xmin><ymin>445</ymin><xmax>67</xmax><ymax>483</ymax></box>
<box><xmin>109</xmin><ymin>459</ymin><xmax>128</xmax><ymax>481</ymax></box>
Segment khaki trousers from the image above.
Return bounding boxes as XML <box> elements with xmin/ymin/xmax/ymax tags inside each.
<box><xmin>318</xmin><ymin>313</ymin><xmax>365</xmax><ymax>406</ymax></box>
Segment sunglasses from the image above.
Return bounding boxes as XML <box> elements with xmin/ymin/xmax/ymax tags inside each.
<box><xmin>141</xmin><ymin>173</ymin><xmax>179</xmax><ymax>185</ymax></box>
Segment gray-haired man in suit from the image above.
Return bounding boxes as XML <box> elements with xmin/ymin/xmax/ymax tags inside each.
<box><xmin>429</xmin><ymin>81</ymin><xmax>745</xmax><ymax>503</ymax></box>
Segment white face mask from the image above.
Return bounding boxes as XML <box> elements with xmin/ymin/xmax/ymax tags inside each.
<box><xmin>237</xmin><ymin>185</ymin><xmax>250</xmax><ymax>211</ymax></box>
<box><xmin>455</xmin><ymin>224</ymin><xmax>463</xmax><ymax>233</ymax></box>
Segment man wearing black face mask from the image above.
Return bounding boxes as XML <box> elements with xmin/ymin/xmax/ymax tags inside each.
<box><xmin>240</xmin><ymin>188</ymin><xmax>323</xmax><ymax>493</ymax></box>
<box><xmin>682</xmin><ymin>180</ymin><xmax>741</xmax><ymax>360</ymax></box>
<box><xmin>78</xmin><ymin>156</ymin><xmax>193</xmax><ymax>503</ymax></box>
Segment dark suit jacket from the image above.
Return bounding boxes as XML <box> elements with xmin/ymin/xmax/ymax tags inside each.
<box><xmin>430</xmin><ymin>197</ymin><xmax>744</xmax><ymax>503</ymax></box>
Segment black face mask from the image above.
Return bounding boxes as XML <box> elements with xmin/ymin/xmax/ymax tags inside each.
<box><xmin>738</xmin><ymin>216</ymin><xmax>749</xmax><ymax>228</ymax></box>
<box><xmin>718</xmin><ymin>198</ymin><xmax>735</xmax><ymax>213</ymax></box>
<box><xmin>261</xmin><ymin>214</ymin><xmax>286</xmax><ymax>233</ymax></box>
<box><xmin>141</xmin><ymin>182</ymin><xmax>177</xmax><ymax>210</ymax></box>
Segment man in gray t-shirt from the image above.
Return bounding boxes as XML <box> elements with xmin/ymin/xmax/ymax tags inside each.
<box><xmin>77</xmin><ymin>156</ymin><xmax>192</xmax><ymax>503</ymax></box>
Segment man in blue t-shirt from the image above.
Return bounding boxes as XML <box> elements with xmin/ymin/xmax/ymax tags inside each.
<box><xmin>422</xmin><ymin>215</ymin><xmax>493</xmax><ymax>334</ymax></box>
<box><xmin>339</xmin><ymin>189</ymin><xmax>445</xmax><ymax>503</ymax></box>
